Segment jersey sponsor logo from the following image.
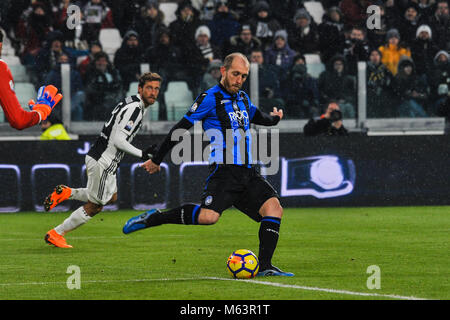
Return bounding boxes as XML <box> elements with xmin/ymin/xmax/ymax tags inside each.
<box><xmin>228</xmin><ymin>110</ymin><xmax>249</xmax><ymax>129</ymax></box>
<box><xmin>125</xmin><ymin>120</ymin><xmax>134</xmax><ymax>131</ymax></box>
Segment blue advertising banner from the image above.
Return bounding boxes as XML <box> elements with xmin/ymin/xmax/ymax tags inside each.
<box><xmin>0</xmin><ymin>134</ymin><xmax>449</xmax><ymax>212</ymax></box>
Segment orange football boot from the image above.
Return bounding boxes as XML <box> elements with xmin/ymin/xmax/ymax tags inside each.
<box><xmin>44</xmin><ymin>185</ymin><xmax>72</xmax><ymax>211</ymax></box>
<box><xmin>44</xmin><ymin>229</ymin><xmax>73</xmax><ymax>248</ymax></box>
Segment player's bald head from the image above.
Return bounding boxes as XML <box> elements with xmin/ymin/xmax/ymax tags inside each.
<box><xmin>223</xmin><ymin>53</ymin><xmax>250</xmax><ymax>71</ymax></box>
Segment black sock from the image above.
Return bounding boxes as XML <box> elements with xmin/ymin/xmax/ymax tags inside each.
<box><xmin>146</xmin><ymin>204</ymin><xmax>200</xmax><ymax>226</ymax></box>
<box><xmin>258</xmin><ymin>216</ymin><xmax>281</xmax><ymax>269</ymax></box>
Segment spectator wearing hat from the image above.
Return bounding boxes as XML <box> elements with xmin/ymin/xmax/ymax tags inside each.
<box><xmin>379</xmin><ymin>28</ymin><xmax>411</xmax><ymax>75</ymax></box>
<box><xmin>343</xmin><ymin>25</ymin><xmax>370</xmax><ymax>76</ymax></box>
<box><xmin>169</xmin><ymin>0</ymin><xmax>203</xmax><ymax>52</ymax></box>
<box><xmin>222</xmin><ymin>24</ymin><xmax>262</xmax><ymax>57</ymax></box>
<box><xmin>410</xmin><ymin>24</ymin><xmax>439</xmax><ymax>76</ymax></box>
<box><xmin>207</xmin><ymin>0</ymin><xmax>240</xmax><ymax>47</ymax></box>
<box><xmin>132</xmin><ymin>0</ymin><xmax>165</xmax><ymax>50</ymax></box>
<box><xmin>428</xmin><ymin>50</ymin><xmax>450</xmax><ymax>113</ymax></box>
<box><xmin>113</xmin><ymin>30</ymin><xmax>145</xmax><ymax>92</ymax></box>
<box><xmin>428</xmin><ymin>0</ymin><xmax>450</xmax><ymax>51</ymax></box>
<box><xmin>33</xmin><ymin>31</ymin><xmax>81</xmax><ymax>89</ymax></box>
<box><xmin>283</xmin><ymin>54</ymin><xmax>320</xmax><ymax>119</ymax></box>
<box><xmin>395</xmin><ymin>2</ymin><xmax>425</xmax><ymax>47</ymax></box>
<box><xmin>200</xmin><ymin>59</ymin><xmax>222</xmax><ymax>92</ymax></box>
<box><xmin>194</xmin><ymin>25</ymin><xmax>222</xmax><ymax>62</ymax></box>
<box><xmin>183</xmin><ymin>25</ymin><xmax>222</xmax><ymax>96</ymax></box>
<box><xmin>248</xmin><ymin>1</ymin><xmax>282</xmax><ymax>50</ymax></box>
<box><xmin>288</xmin><ymin>8</ymin><xmax>320</xmax><ymax>54</ymax></box>
<box><xmin>366</xmin><ymin>48</ymin><xmax>395</xmax><ymax>117</ymax></box>
<box><xmin>143</xmin><ymin>27</ymin><xmax>184</xmax><ymax>81</ymax></box>
<box><xmin>391</xmin><ymin>56</ymin><xmax>429</xmax><ymax>117</ymax></box>
<box><xmin>318</xmin><ymin>6</ymin><xmax>346</xmax><ymax>63</ymax></box>
<box><xmin>318</xmin><ymin>54</ymin><xmax>357</xmax><ymax>118</ymax></box>
<box><xmin>84</xmin><ymin>51</ymin><xmax>123</xmax><ymax>121</ymax></box>
<box><xmin>16</xmin><ymin>2</ymin><xmax>54</xmax><ymax>67</ymax></box>
<box><xmin>264</xmin><ymin>30</ymin><xmax>297</xmax><ymax>71</ymax></box>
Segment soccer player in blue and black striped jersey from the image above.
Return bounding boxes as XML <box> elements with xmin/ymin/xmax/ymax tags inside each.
<box><xmin>123</xmin><ymin>53</ymin><xmax>293</xmax><ymax>276</ymax></box>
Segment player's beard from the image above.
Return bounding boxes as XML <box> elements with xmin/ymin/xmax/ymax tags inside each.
<box><xmin>223</xmin><ymin>75</ymin><xmax>241</xmax><ymax>94</ymax></box>
<box><xmin>144</xmin><ymin>95</ymin><xmax>156</xmax><ymax>106</ymax></box>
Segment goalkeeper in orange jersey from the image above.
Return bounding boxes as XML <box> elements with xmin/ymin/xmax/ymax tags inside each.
<box><xmin>0</xmin><ymin>30</ymin><xmax>62</xmax><ymax>130</ymax></box>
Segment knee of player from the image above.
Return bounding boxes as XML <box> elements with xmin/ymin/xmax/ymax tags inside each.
<box><xmin>271</xmin><ymin>203</ymin><xmax>283</xmax><ymax>218</ymax></box>
<box><xmin>84</xmin><ymin>202</ymin><xmax>103</xmax><ymax>216</ymax></box>
<box><xmin>107</xmin><ymin>193</ymin><xmax>118</xmax><ymax>204</ymax></box>
<box><xmin>260</xmin><ymin>198</ymin><xmax>283</xmax><ymax>218</ymax></box>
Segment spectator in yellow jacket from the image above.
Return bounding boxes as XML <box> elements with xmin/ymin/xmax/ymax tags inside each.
<box><xmin>40</xmin><ymin>114</ymin><xmax>71</xmax><ymax>140</ymax></box>
<box><xmin>379</xmin><ymin>28</ymin><xmax>411</xmax><ymax>75</ymax></box>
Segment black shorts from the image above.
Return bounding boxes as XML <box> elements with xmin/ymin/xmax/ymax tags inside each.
<box><xmin>200</xmin><ymin>164</ymin><xmax>280</xmax><ymax>222</ymax></box>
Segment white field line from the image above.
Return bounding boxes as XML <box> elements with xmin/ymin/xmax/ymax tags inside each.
<box><xmin>206</xmin><ymin>277</ymin><xmax>429</xmax><ymax>300</ymax></box>
<box><xmin>0</xmin><ymin>276</ymin><xmax>429</xmax><ymax>300</ymax></box>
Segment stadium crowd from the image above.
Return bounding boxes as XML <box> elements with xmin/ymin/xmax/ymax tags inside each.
<box><xmin>1</xmin><ymin>0</ymin><xmax>450</xmax><ymax>121</ymax></box>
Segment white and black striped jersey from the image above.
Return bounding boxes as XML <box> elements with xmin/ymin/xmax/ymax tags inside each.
<box><xmin>88</xmin><ymin>94</ymin><xmax>147</xmax><ymax>172</ymax></box>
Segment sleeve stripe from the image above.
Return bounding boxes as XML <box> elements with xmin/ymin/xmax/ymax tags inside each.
<box><xmin>128</xmin><ymin>107</ymin><xmax>141</xmax><ymax>123</ymax></box>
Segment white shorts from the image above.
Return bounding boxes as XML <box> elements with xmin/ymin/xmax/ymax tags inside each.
<box><xmin>85</xmin><ymin>155</ymin><xmax>117</xmax><ymax>206</ymax></box>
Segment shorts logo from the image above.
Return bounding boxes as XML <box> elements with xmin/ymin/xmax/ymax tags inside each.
<box><xmin>205</xmin><ymin>195</ymin><xmax>213</xmax><ymax>206</ymax></box>
<box><xmin>125</xmin><ymin>120</ymin><xmax>134</xmax><ymax>131</ymax></box>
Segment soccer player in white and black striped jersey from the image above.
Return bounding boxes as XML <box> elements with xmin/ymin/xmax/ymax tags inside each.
<box><xmin>42</xmin><ymin>72</ymin><xmax>162</xmax><ymax>248</ymax></box>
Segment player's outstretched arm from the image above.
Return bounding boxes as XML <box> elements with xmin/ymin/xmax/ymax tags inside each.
<box><xmin>0</xmin><ymin>61</ymin><xmax>62</xmax><ymax>129</ymax></box>
<box><xmin>141</xmin><ymin>117</ymin><xmax>193</xmax><ymax>174</ymax></box>
<box><xmin>251</xmin><ymin>107</ymin><xmax>283</xmax><ymax>126</ymax></box>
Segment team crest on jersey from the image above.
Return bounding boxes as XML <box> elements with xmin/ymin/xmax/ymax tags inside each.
<box><xmin>190</xmin><ymin>93</ymin><xmax>207</xmax><ymax>113</ymax></box>
<box><xmin>9</xmin><ymin>80</ymin><xmax>14</xmax><ymax>92</ymax></box>
<box><xmin>125</xmin><ymin>120</ymin><xmax>134</xmax><ymax>131</ymax></box>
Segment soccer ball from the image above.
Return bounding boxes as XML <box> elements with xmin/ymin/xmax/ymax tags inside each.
<box><xmin>227</xmin><ymin>249</ymin><xmax>259</xmax><ymax>279</ymax></box>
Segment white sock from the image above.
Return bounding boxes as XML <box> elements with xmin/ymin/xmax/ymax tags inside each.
<box><xmin>54</xmin><ymin>206</ymin><xmax>91</xmax><ymax>236</ymax></box>
<box><xmin>69</xmin><ymin>188</ymin><xmax>89</xmax><ymax>202</ymax></box>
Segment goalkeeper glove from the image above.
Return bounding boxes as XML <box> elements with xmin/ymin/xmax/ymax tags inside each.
<box><xmin>29</xmin><ymin>85</ymin><xmax>63</xmax><ymax>121</ymax></box>
<box><xmin>141</xmin><ymin>144</ymin><xmax>158</xmax><ymax>161</ymax></box>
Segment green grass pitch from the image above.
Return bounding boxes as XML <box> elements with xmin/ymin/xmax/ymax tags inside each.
<box><xmin>0</xmin><ymin>206</ymin><xmax>448</xmax><ymax>300</ymax></box>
